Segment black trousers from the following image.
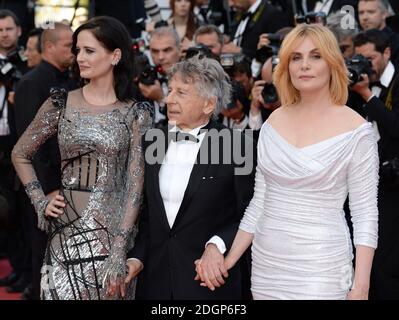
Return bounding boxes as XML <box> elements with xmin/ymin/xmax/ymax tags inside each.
<box><xmin>370</xmin><ymin>185</ymin><xmax>399</xmax><ymax>299</ymax></box>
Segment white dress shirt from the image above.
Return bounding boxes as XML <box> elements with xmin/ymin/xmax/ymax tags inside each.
<box><xmin>314</xmin><ymin>0</ymin><xmax>334</xmax><ymax>14</ymax></box>
<box><xmin>233</xmin><ymin>0</ymin><xmax>262</xmax><ymax>47</ymax></box>
<box><xmin>159</xmin><ymin>123</ymin><xmax>226</xmax><ymax>254</ymax></box>
<box><xmin>0</xmin><ymin>85</ymin><xmax>10</xmax><ymax>136</ymax></box>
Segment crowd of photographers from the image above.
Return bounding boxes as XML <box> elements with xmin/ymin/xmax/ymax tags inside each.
<box><xmin>0</xmin><ymin>0</ymin><xmax>398</xmax><ymax>300</ymax></box>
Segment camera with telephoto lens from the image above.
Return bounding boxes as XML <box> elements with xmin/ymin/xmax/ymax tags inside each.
<box><xmin>345</xmin><ymin>54</ymin><xmax>373</xmax><ymax>85</ymax></box>
<box><xmin>261</xmin><ymin>55</ymin><xmax>280</xmax><ymax>104</ymax></box>
<box><xmin>0</xmin><ymin>47</ymin><xmax>26</xmax><ymax>87</ymax></box>
<box><xmin>295</xmin><ymin>11</ymin><xmax>327</xmax><ymax>25</ymax></box>
<box><xmin>255</xmin><ymin>33</ymin><xmax>283</xmax><ymax>64</ymax></box>
<box><xmin>131</xmin><ymin>47</ymin><xmax>166</xmax><ymax>86</ymax></box>
<box><xmin>219</xmin><ymin>54</ymin><xmax>251</xmax><ymax>110</ymax></box>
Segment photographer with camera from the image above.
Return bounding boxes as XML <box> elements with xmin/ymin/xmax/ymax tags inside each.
<box><xmin>0</xmin><ymin>9</ymin><xmax>29</xmax><ymax>295</ymax></box>
<box><xmin>224</xmin><ymin>0</ymin><xmax>288</xmax><ymax>59</ymax></box>
<box><xmin>138</xmin><ymin>27</ymin><xmax>181</xmax><ymax>129</ymax></box>
<box><xmin>358</xmin><ymin>0</ymin><xmax>399</xmax><ymax>65</ymax></box>
<box><xmin>348</xmin><ymin>28</ymin><xmax>399</xmax><ymax>300</ymax></box>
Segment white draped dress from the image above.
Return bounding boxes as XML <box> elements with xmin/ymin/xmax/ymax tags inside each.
<box><xmin>240</xmin><ymin>121</ymin><xmax>379</xmax><ymax>300</ymax></box>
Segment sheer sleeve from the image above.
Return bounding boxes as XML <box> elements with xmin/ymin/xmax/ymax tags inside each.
<box><xmin>347</xmin><ymin>129</ymin><xmax>379</xmax><ymax>249</ymax></box>
<box><xmin>11</xmin><ymin>88</ymin><xmax>66</xmax><ymax>232</ymax></box>
<box><xmin>102</xmin><ymin>102</ymin><xmax>153</xmax><ymax>285</ymax></box>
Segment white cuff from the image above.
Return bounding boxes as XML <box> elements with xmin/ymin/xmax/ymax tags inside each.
<box><xmin>249</xmin><ymin>110</ymin><xmax>263</xmax><ymax>130</ymax></box>
<box><xmin>206</xmin><ymin>236</ymin><xmax>227</xmax><ymax>254</ymax></box>
<box><xmin>126</xmin><ymin>257</ymin><xmax>143</xmax><ymax>265</ymax></box>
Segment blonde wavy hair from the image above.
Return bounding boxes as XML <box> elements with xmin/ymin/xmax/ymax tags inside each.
<box><xmin>273</xmin><ymin>23</ymin><xmax>349</xmax><ymax>106</ymax></box>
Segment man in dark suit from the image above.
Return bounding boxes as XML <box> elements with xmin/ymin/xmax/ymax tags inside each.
<box><xmin>12</xmin><ymin>22</ymin><xmax>75</xmax><ymax>300</ymax></box>
<box><xmin>224</xmin><ymin>0</ymin><xmax>288</xmax><ymax>59</ymax></box>
<box><xmin>0</xmin><ymin>8</ymin><xmax>29</xmax><ymax>295</ymax></box>
<box><xmin>123</xmin><ymin>56</ymin><xmax>256</xmax><ymax>300</ymax></box>
<box><xmin>358</xmin><ymin>0</ymin><xmax>399</xmax><ymax>65</ymax></box>
<box><xmin>349</xmin><ymin>29</ymin><xmax>399</xmax><ymax>300</ymax></box>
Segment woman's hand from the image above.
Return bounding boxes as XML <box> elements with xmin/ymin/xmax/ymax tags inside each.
<box><xmin>45</xmin><ymin>194</ymin><xmax>65</xmax><ymax>218</ymax></box>
<box><xmin>347</xmin><ymin>287</ymin><xmax>369</xmax><ymax>300</ymax></box>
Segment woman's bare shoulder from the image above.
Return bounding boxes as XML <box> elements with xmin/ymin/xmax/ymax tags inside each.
<box><xmin>267</xmin><ymin>105</ymin><xmax>291</xmax><ymax>125</ymax></box>
<box><xmin>337</xmin><ymin>105</ymin><xmax>367</xmax><ymax>130</ymax></box>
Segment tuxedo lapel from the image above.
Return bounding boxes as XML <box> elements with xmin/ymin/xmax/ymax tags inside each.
<box><xmin>244</xmin><ymin>2</ymin><xmax>265</xmax><ymax>34</ymax></box>
<box><xmin>170</xmin><ymin>123</ymin><xmax>217</xmax><ymax>230</ymax></box>
<box><xmin>149</xmin><ymin>127</ymin><xmax>171</xmax><ymax>230</ymax></box>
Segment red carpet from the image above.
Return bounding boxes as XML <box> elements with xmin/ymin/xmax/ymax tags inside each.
<box><xmin>0</xmin><ymin>259</ymin><xmax>22</xmax><ymax>300</ymax></box>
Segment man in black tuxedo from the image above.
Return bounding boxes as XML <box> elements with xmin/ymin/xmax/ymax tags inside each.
<box><xmin>124</xmin><ymin>56</ymin><xmax>256</xmax><ymax>300</ymax></box>
<box><xmin>349</xmin><ymin>29</ymin><xmax>399</xmax><ymax>299</ymax></box>
<box><xmin>225</xmin><ymin>0</ymin><xmax>288</xmax><ymax>59</ymax></box>
<box><xmin>12</xmin><ymin>22</ymin><xmax>75</xmax><ymax>300</ymax></box>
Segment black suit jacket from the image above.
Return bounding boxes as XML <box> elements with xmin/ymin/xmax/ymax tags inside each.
<box><xmin>128</xmin><ymin>121</ymin><xmax>256</xmax><ymax>299</ymax></box>
<box><xmin>13</xmin><ymin>60</ymin><xmax>75</xmax><ymax>194</ymax></box>
<box><xmin>233</xmin><ymin>1</ymin><xmax>288</xmax><ymax>59</ymax></box>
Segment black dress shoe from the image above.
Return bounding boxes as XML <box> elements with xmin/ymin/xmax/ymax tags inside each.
<box><xmin>6</xmin><ymin>276</ymin><xmax>29</xmax><ymax>293</ymax></box>
<box><xmin>0</xmin><ymin>272</ymin><xmax>20</xmax><ymax>286</ymax></box>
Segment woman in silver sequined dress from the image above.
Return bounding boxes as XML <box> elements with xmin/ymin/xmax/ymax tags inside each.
<box><xmin>12</xmin><ymin>16</ymin><xmax>152</xmax><ymax>300</ymax></box>
<box><xmin>196</xmin><ymin>24</ymin><xmax>379</xmax><ymax>300</ymax></box>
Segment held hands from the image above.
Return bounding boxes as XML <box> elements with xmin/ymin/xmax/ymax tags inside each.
<box><xmin>194</xmin><ymin>244</ymin><xmax>229</xmax><ymax>291</ymax></box>
<box><xmin>45</xmin><ymin>194</ymin><xmax>65</xmax><ymax>218</ymax></box>
<box><xmin>106</xmin><ymin>259</ymin><xmax>143</xmax><ymax>298</ymax></box>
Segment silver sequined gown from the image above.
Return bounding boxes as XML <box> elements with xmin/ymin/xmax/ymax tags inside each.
<box><xmin>240</xmin><ymin>121</ymin><xmax>379</xmax><ymax>300</ymax></box>
<box><xmin>12</xmin><ymin>88</ymin><xmax>152</xmax><ymax>300</ymax></box>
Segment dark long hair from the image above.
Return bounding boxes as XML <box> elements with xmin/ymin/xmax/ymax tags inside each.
<box><xmin>169</xmin><ymin>0</ymin><xmax>197</xmax><ymax>40</ymax></box>
<box><xmin>72</xmin><ymin>16</ymin><xmax>134</xmax><ymax>101</ymax></box>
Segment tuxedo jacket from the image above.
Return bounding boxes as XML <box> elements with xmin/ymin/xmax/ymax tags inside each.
<box><xmin>348</xmin><ymin>69</ymin><xmax>399</xmax><ymax>165</ymax></box>
<box><xmin>127</xmin><ymin>121</ymin><xmax>256</xmax><ymax>300</ymax></box>
<box><xmin>232</xmin><ymin>0</ymin><xmax>288</xmax><ymax>59</ymax></box>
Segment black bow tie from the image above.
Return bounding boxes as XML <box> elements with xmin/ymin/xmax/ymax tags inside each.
<box><xmin>370</xmin><ymin>81</ymin><xmax>384</xmax><ymax>89</ymax></box>
<box><xmin>241</xmin><ymin>10</ymin><xmax>253</xmax><ymax>20</ymax></box>
<box><xmin>171</xmin><ymin>131</ymin><xmax>199</xmax><ymax>143</ymax></box>
<box><xmin>169</xmin><ymin>122</ymin><xmax>212</xmax><ymax>143</ymax></box>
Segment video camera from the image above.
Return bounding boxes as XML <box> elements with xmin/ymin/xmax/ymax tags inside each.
<box><xmin>295</xmin><ymin>11</ymin><xmax>327</xmax><ymax>26</ymax></box>
<box><xmin>345</xmin><ymin>54</ymin><xmax>373</xmax><ymax>85</ymax></box>
<box><xmin>0</xmin><ymin>47</ymin><xmax>26</xmax><ymax>87</ymax></box>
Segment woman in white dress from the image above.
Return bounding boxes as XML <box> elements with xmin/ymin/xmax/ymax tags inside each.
<box><xmin>196</xmin><ymin>24</ymin><xmax>379</xmax><ymax>300</ymax></box>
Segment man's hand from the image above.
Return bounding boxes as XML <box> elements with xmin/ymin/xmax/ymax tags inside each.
<box><xmin>222</xmin><ymin>42</ymin><xmax>242</xmax><ymax>54</ymax></box>
<box><xmin>122</xmin><ymin>259</ymin><xmax>143</xmax><ymax>297</ymax></box>
<box><xmin>257</xmin><ymin>33</ymin><xmax>271</xmax><ymax>50</ymax></box>
<box><xmin>350</xmin><ymin>74</ymin><xmax>373</xmax><ymax>101</ymax></box>
<box><xmin>250</xmin><ymin>80</ymin><xmax>266</xmax><ymax>115</ymax></box>
<box><xmin>194</xmin><ymin>244</ymin><xmax>228</xmax><ymax>291</ymax></box>
<box><xmin>138</xmin><ymin>80</ymin><xmax>164</xmax><ymax>102</ymax></box>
